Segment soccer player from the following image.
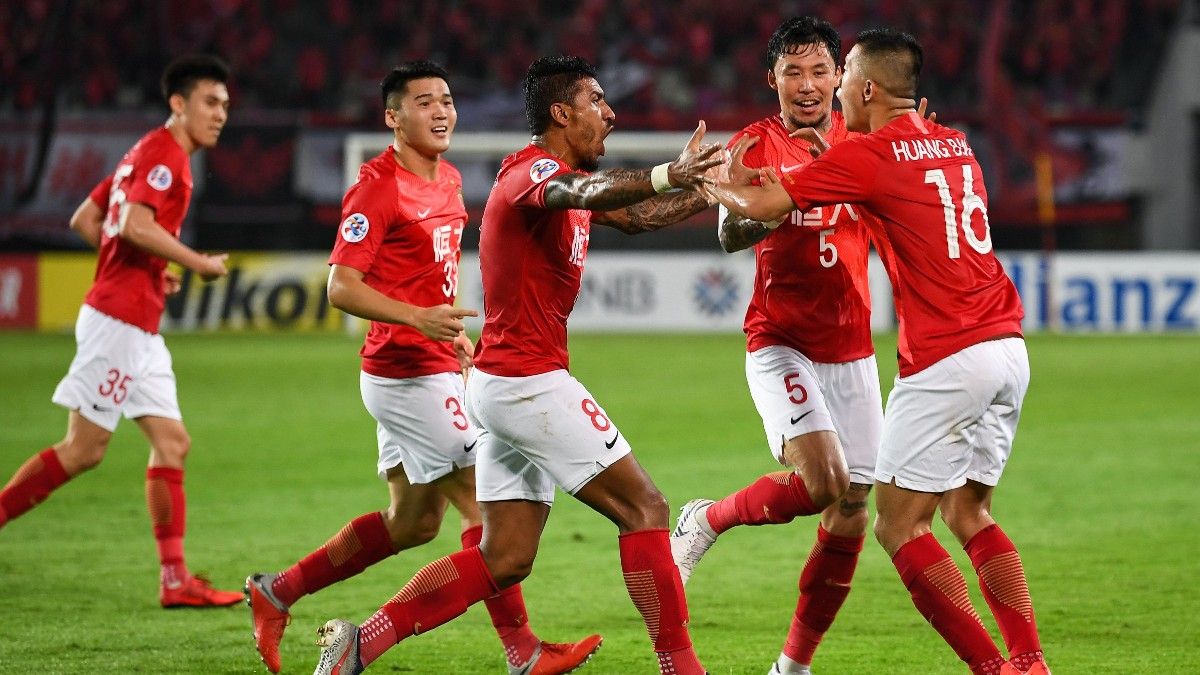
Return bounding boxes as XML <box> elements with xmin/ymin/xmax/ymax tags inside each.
<box><xmin>669</xmin><ymin>17</ymin><xmax>883</xmax><ymax>675</ymax></box>
<box><xmin>0</xmin><ymin>55</ymin><xmax>242</xmax><ymax>608</ymax></box>
<box><xmin>705</xmin><ymin>29</ymin><xmax>1050</xmax><ymax>675</ymax></box>
<box><xmin>310</xmin><ymin>55</ymin><xmax>722</xmax><ymax>675</ymax></box>
<box><xmin>244</xmin><ymin>61</ymin><xmax>601</xmax><ymax>675</ymax></box>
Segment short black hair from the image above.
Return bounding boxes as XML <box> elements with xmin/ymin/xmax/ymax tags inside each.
<box><xmin>381</xmin><ymin>60</ymin><xmax>450</xmax><ymax>108</ymax></box>
<box><xmin>853</xmin><ymin>28</ymin><xmax>923</xmax><ymax>97</ymax></box>
<box><xmin>160</xmin><ymin>54</ymin><xmax>229</xmax><ymax>103</ymax></box>
<box><xmin>766</xmin><ymin>16</ymin><xmax>842</xmax><ymax>69</ymax></box>
<box><xmin>522</xmin><ymin>55</ymin><xmax>599</xmax><ymax>135</ymax></box>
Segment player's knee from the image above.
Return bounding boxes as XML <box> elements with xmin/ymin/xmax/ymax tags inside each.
<box><xmin>939</xmin><ymin>502</ymin><xmax>989</xmax><ymax>542</ymax></box>
<box><xmin>804</xmin><ymin>464</ymin><xmax>850</xmax><ymax>511</ymax></box>
<box><xmin>57</xmin><ymin>438</ymin><xmax>107</xmax><ymax>473</ymax></box>
<box><xmin>386</xmin><ymin>511</ymin><xmax>442</xmax><ymax>549</ymax></box>
<box><xmin>482</xmin><ymin>547</ymin><xmax>535</xmax><ymax>589</ymax></box>
<box><xmin>615</xmin><ymin>489</ymin><xmax>670</xmax><ymax>532</ymax></box>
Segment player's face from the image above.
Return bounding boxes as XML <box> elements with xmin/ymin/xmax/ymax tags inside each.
<box><xmin>836</xmin><ymin>46</ymin><xmax>869</xmax><ymax>132</ymax></box>
<box><xmin>176</xmin><ymin>80</ymin><xmax>230</xmax><ymax>149</ymax></box>
<box><xmin>769</xmin><ymin>42</ymin><xmax>840</xmax><ymax>132</ymax></box>
<box><xmin>388</xmin><ymin>77</ymin><xmax>456</xmax><ymax>157</ymax></box>
<box><xmin>564</xmin><ymin>77</ymin><xmax>615</xmax><ymax>172</ymax></box>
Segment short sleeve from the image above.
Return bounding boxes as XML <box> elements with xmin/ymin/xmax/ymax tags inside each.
<box><xmin>122</xmin><ymin>142</ymin><xmax>185</xmax><ymax>213</ymax></box>
<box><xmin>506</xmin><ymin>155</ymin><xmax>575</xmax><ymax>209</ymax></box>
<box><xmin>780</xmin><ymin>141</ymin><xmax>879</xmax><ymax>214</ymax></box>
<box><xmin>328</xmin><ymin>179</ymin><xmax>396</xmax><ymax>273</ymax></box>
<box><xmin>88</xmin><ymin>176</ymin><xmax>113</xmax><ymax>208</ymax></box>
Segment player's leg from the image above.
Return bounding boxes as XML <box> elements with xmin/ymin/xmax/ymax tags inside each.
<box><xmin>873</xmin><ymin>350</ymin><xmax>1008</xmax><ymax>675</ymax></box>
<box><xmin>0</xmin><ymin>411</ymin><xmax>110</xmax><ymax>528</ymax></box>
<box><xmin>672</xmin><ymin>348</ymin><xmax>843</xmax><ymax>587</ymax></box>
<box><xmin>942</xmin><ymin>339</ymin><xmax>1046</xmax><ymax>674</ymax></box>
<box><xmin>440</xmin><ymin>465</ymin><xmax>602</xmax><ymax>674</ymax></box>
<box><xmin>3</xmin><ymin>306</ymin><xmax>130</xmax><ymax>528</ymax></box>
<box><xmin>136</xmin><ymin>414</ymin><xmax>242</xmax><ymax>608</ymax></box>
<box><xmin>774</xmin><ymin>355</ymin><xmax>882</xmax><ymax>675</ymax></box>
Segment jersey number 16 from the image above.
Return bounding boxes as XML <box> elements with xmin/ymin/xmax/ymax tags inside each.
<box><xmin>924</xmin><ymin>164</ymin><xmax>991</xmax><ymax>259</ymax></box>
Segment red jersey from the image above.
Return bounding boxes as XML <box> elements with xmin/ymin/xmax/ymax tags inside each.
<box><xmin>84</xmin><ymin>127</ymin><xmax>192</xmax><ymax>334</ymax></box>
<box><xmin>732</xmin><ymin>113</ymin><xmax>874</xmax><ymax>363</ymax></box>
<box><xmin>473</xmin><ymin>145</ymin><xmax>591</xmax><ymax>376</ymax></box>
<box><xmin>328</xmin><ymin>148</ymin><xmax>467</xmax><ymax>379</ymax></box>
<box><xmin>777</xmin><ymin>112</ymin><xmax>1023</xmax><ymax>376</ymax></box>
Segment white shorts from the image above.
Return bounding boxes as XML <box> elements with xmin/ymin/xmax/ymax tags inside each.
<box><xmin>51</xmin><ymin>305</ymin><xmax>181</xmax><ymax>432</ymax></box>
<box><xmin>466</xmin><ymin>368</ymin><xmax>633</xmax><ymax>505</ymax></box>
<box><xmin>360</xmin><ymin>371</ymin><xmax>480</xmax><ymax>484</ymax></box>
<box><xmin>746</xmin><ymin>346</ymin><xmax>883</xmax><ymax>484</ymax></box>
<box><xmin>875</xmin><ymin>338</ymin><xmax>1029</xmax><ymax>493</ymax></box>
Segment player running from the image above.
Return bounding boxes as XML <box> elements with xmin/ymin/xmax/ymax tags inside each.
<box><xmin>705</xmin><ymin>28</ymin><xmax>1050</xmax><ymax>675</ymax></box>
<box><xmin>310</xmin><ymin>55</ymin><xmax>721</xmax><ymax>675</ymax></box>
<box><xmin>0</xmin><ymin>55</ymin><xmax>241</xmax><ymax>608</ymax></box>
<box><xmin>669</xmin><ymin>17</ymin><xmax>883</xmax><ymax>675</ymax></box>
<box><xmin>244</xmin><ymin>61</ymin><xmax>599</xmax><ymax>675</ymax></box>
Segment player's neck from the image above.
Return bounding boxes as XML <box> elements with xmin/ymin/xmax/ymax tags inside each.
<box><xmin>530</xmin><ymin>135</ymin><xmax>577</xmax><ymax>169</ymax></box>
<box><xmin>164</xmin><ymin>117</ymin><xmax>198</xmax><ymax>155</ymax></box>
<box><xmin>780</xmin><ymin>113</ymin><xmax>832</xmax><ymax>135</ymax></box>
<box><xmin>392</xmin><ymin>142</ymin><xmax>441</xmax><ymax>181</ymax></box>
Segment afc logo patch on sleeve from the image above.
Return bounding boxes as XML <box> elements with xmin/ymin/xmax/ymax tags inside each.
<box><xmin>529</xmin><ymin>158</ymin><xmax>560</xmax><ymax>183</ymax></box>
<box><xmin>341</xmin><ymin>212</ymin><xmax>370</xmax><ymax>242</ymax></box>
<box><xmin>146</xmin><ymin>164</ymin><xmax>173</xmax><ymax>191</ymax></box>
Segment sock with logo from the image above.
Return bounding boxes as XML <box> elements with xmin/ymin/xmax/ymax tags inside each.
<box><xmin>461</xmin><ymin>524</ymin><xmax>540</xmax><ymax>667</ymax></box>
<box><xmin>0</xmin><ymin>448</ymin><xmax>70</xmax><ymax>527</ymax></box>
<box><xmin>782</xmin><ymin>525</ymin><xmax>864</xmax><ymax>665</ymax></box>
<box><xmin>705</xmin><ymin>471</ymin><xmax>819</xmax><ymax>534</ymax></box>
<box><xmin>271</xmin><ymin>511</ymin><xmax>397</xmax><ymax>607</ymax></box>
<box><xmin>619</xmin><ymin>528</ymin><xmax>705</xmax><ymax>675</ymax></box>
<box><xmin>146</xmin><ymin>467</ymin><xmax>189</xmax><ymax>586</ymax></box>
<box><xmin>965</xmin><ymin>524</ymin><xmax>1045</xmax><ymax>671</ymax></box>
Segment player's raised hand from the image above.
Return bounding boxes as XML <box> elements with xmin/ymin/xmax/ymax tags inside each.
<box><xmin>790</xmin><ymin>127</ymin><xmax>830</xmax><ymax>159</ymax></box>
<box><xmin>414</xmin><ymin>304</ymin><xmax>479</xmax><ymax>342</ymax></box>
<box><xmin>667</xmin><ymin>121</ymin><xmax>725</xmax><ymax>190</ymax></box>
<box><xmin>726</xmin><ymin>135</ymin><xmax>761</xmax><ymax>185</ymax></box>
<box><xmin>917</xmin><ymin>97</ymin><xmax>937</xmax><ymax>123</ymax></box>
<box><xmin>162</xmin><ymin>269</ymin><xmax>183</xmax><ymax>296</ymax></box>
<box><xmin>198</xmin><ymin>253</ymin><xmax>229</xmax><ymax>282</ymax></box>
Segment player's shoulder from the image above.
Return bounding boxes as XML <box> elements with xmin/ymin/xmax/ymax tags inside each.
<box><xmin>130</xmin><ymin>127</ymin><xmax>186</xmax><ymax>164</ymax></box>
<box><xmin>497</xmin><ymin>144</ymin><xmax>566</xmax><ymax>185</ymax></box>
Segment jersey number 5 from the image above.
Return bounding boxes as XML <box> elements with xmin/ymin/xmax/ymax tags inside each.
<box><xmin>924</xmin><ymin>165</ymin><xmax>991</xmax><ymax>259</ymax></box>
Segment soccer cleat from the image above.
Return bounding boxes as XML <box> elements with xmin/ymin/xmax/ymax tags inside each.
<box><xmin>670</xmin><ymin>498</ymin><xmax>717</xmax><ymax>586</ymax></box>
<box><xmin>768</xmin><ymin>657</ymin><xmax>812</xmax><ymax>675</ymax></box>
<box><xmin>510</xmin><ymin>634</ymin><xmax>603</xmax><ymax>675</ymax></box>
<box><xmin>314</xmin><ymin>619</ymin><xmax>363</xmax><ymax>675</ymax></box>
<box><xmin>160</xmin><ymin>574</ymin><xmax>244</xmax><ymax>608</ymax></box>
<box><xmin>246</xmin><ymin>572</ymin><xmax>291</xmax><ymax>673</ymax></box>
<box><xmin>1022</xmin><ymin>663</ymin><xmax>1051</xmax><ymax>675</ymax></box>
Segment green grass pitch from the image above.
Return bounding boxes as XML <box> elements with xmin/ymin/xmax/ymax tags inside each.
<box><xmin>0</xmin><ymin>331</ymin><xmax>1197</xmax><ymax>673</ymax></box>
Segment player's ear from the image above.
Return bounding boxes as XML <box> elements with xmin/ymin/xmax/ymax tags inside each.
<box><xmin>862</xmin><ymin>79</ymin><xmax>875</xmax><ymax>104</ymax></box>
<box><xmin>767</xmin><ymin>68</ymin><xmax>779</xmax><ymax>92</ymax></box>
<box><xmin>384</xmin><ymin>107</ymin><xmax>400</xmax><ymax>130</ymax></box>
<box><xmin>168</xmin><ymin>92</ymin><xmax>186</xmax><ymax>117</ymax></box>
<box><xmin>549</xmin><ymin>102</ymin><xmax>570</xmax><ymax>128</ymax></box>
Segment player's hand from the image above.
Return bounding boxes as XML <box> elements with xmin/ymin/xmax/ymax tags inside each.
<box><xmin>667</xmin><ymin>121</ymin><xmax>725</xmax><ymax>190</ymax></box>
<box><xmin>790</xmin><ymin>127</ymin><xmax>830</xmax><ymax>159</ymax></box>
<box><xmin>198</xmin><ymin>253</ymin><xmax>229</xmax><ymax>282</ymax></box>
<box><xmin>414</xmin><ymin>304</ymin><xmax>479</xmax><ymax>342</ymax></box>
<box><xmin>726</xmin><ymin>135</ymin><xmax>761</xmax><ymax>185</ymax></box>
<box><xmin>759</xmin><ymin>166</ymin><xmax>783</xmax><ymax>186</ymax></box>
<box><xmin>453</xmin><ymin>331</ymin><xmax>475</xmax><ymax>372</ymax></box>
<box><xmin>917</xmin><ymin>97</ymin><xmax>937</xmax><ymax>123</ymax></box>
<box><xmin>162</xmin><ymin>269</ymin><xmax>183</xmax><ymax>296</ymax></box>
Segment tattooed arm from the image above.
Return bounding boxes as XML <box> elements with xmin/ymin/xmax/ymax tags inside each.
<box><xmin>717</xmin><ymin>207</ymin><xmax>774</xmax><ymax>252</ymax></box>
<box><xmin>591</xmin><ymin>191</ymin><xmax>712</xmax><ymax>235</ymax></box>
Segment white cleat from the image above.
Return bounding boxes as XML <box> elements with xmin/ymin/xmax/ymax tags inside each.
<box><xmin>769</xmin><ymin>654</ymin><xmax>812</xmax><ymax>675</ymax></box>
<box><xmin>314</xmin><ymin>619</ymin><xmax>363</xmax><ymax>675</ymax></box>
<box><xmin>670</xmin><ymin>498</ymin><xmax>717</xmax><ymax>586</ymax></box>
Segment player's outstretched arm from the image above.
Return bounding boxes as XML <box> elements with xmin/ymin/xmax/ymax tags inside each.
<box><xmin>68</xmin><ymin>198</ymin><xmax>104</xmax><ymax>249</ymax></box>
<box><xmin>591</xmin><ymin>191</ymin><xmax>711</xmax><ymax>234</ymax></box>
<box><xmin>327</xmin><ymin>264</ymin><xmax>477</xmax><ymax>342</ymax></box>
<box><xmin>118</xmin><ymin>202</ymin><xmax>228</xmax><ymax>280</ymax></box>
<box><xmin>543</xmin><ymin>121</ymin><xmax>722</xmax><ymax>212</ymax></box>
<box><xmin>709</xmin><ymin>168</ymin><xmax>797</xmax><ymax>224</ymax></box>
<box><xmin>717</xmin><ymin>207</ymin><xmax>775</xmax><ymax>252</ymax></box>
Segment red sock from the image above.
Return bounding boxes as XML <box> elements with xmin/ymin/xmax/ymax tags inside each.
<box><xmin>965</xmin><ymin>525</ymin><xmax>1044</xmax><ymax>670</ymax></box>
<box><xmin>619</xmin><ymin>529</ymin><xmax>704</xmax><ymax>675</ymax></box>
<box><xmin>783</xmin><ymin>525</ymin><xmax>864</xmax><ymax>665</ymax></box>
<box><xmin>0</xmin><ymin>448</ymin><xmax>70</xmax><ymax>526</ymax></box>
<box><xmin>358</xmin><ymin>546</ymin><xmax>497</xmax><ymax>666</ymax></box>
<box><xmin>705</xmin><ymin>471</ymin><xmax>819</xmax><ymax>534</ymax></box>
<box><xmin>893</xmin><ymin>533</ymin><xmax>1006</xmax><ymax>675</ymax></box>
<box><xmin>146</xmin><ymin>467</ymin><xmax>188</xmax><ymax>586</ymax></box>
<box><xmin>271</xmin><ymin>511</ymin><xmax>396</xmax><ymax>607</ymax></box>
<box><xmin>462</xmin><ymin>525</ymin><xmax>539</xmax><ymax>666</ymax></box>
